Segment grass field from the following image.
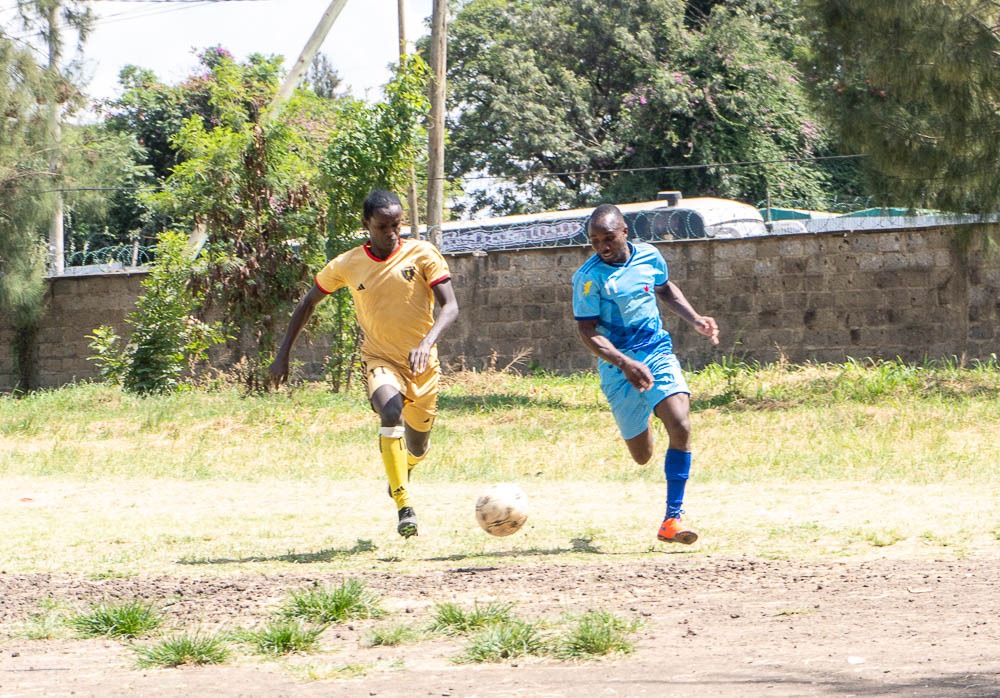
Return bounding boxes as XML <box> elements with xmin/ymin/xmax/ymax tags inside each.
<box><xmin>2</xmin><ymin>357</ymin><xmax>999</xmax><ymax>577</ymax></box>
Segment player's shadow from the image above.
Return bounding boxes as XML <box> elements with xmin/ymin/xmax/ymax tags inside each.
<box><xmin>425</xmin><ymin>536</ymin><xmax>602</xmax><ymax>562</ymax></box>
<box><xmin>176</xmin><ymin>539</ymin><xmax>377</xmax><ymax>566</ymax></box>
<box><xmin>437</xmin><ymin>393</ymin><xmax>574</xmax><ymax>413</ymax></box>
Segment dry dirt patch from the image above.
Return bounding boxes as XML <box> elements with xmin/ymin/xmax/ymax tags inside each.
<box><xmin>2</xmin><ymin>557</ymin><xmax>999</xmax><ymax>697</ymax></box>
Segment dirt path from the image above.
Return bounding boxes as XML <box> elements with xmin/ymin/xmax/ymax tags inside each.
<box><xmin>2</xmin><ymin>557</ymin><xmax>998</xmax><ymax>697</ymax></box>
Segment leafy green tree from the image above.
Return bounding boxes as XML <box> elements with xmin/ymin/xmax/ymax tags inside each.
<box><xmin>445</xmin><ymin>0</ymin><xmax>852</xmax><ymax>214</ymax></box>
<box><xmin>145</xmin><ymin>50</ymin><xmax>334</xmax><ymax>376</ymax></box>
<box><xmin>803</xmin><ymin>0</ymin><xmax>1000</xmax><ymax>213</ymax></box>
<box><xmin>88</xmin><ymin>231</ymin><xmax>225</xmax><ymax>395</ymax></box>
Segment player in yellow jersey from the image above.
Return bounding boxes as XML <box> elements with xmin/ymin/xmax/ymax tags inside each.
<box><xmin>269</xmin><ymin>190</ymin><xmax>459</xmax><ymax>538</ymax></box>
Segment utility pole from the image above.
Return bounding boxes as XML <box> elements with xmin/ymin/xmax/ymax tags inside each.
<box><xmin>425</xmin><ymin>0</ymin><xmax>446</xmax><ymax>248</ymax></box>
<box><xmin>45</xmin><ymin>3</ymin><xmax>64</xmax><ymax>276</ymax></box>
<box><xmin>397</xmin><ymin>0</ymin><xmax>420</xmax><ymax>238</ymax></box>
<box><xmin>263</xmin><ymin>0</ymin><xmax>350</xmax><ymax>124</ymax></box>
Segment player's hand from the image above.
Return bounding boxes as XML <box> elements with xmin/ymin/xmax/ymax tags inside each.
<box><xmin>268</xmin><ymin>354</ymin><xmax>290</xmax><ymax>388</ymax></box>
<box><xmin>694</xmin><ymin>316</ymin><xmax>720</xmax><ymax>345</ymax></box>
<box><xmin>409</xmin><ymin>343</ymin><xmax>432</xmax><ymax>375</ymax></box>
<box><xmin>620</xmin><ymin>357</ymin><xmax>654</xmax><ymax>392</ymax></box>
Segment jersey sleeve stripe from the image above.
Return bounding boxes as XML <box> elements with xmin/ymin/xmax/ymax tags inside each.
<box><xmin>429</xmin><ymin>274</ymin><xmax>451</xmax><ymax>288</ymax></box>
<box><xmin>574</xmin><ymin>314</ymin><xmax>600</xmax><ymax>321</ymax></box>
<box><xmin>315</xmin><ymin>275</ymin><xmax>333</xmax><ymax>294</ymax></box>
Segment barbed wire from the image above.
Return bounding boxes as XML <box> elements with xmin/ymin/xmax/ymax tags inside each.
<box><xmin>431</xmin><ymin>200</ymin><xmax>989</xmax><ymax>255</ymax></box>
<box><xmin>65</xmin><ymin>243</ymin><xmax>155</xmax><ymax>267</ymax></box>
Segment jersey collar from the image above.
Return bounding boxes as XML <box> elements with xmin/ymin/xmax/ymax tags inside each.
<box><xmin>364</xmin><ymin>239</ymin><xmax>403</xmax><ymax>262</ymax></box>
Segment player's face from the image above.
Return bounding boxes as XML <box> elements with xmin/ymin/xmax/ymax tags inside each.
<box><xmin>363</xmin><ymin>204</ymin><xmax>404</xmax><ymax>259</ymax></box>
<box><xmin>588</xmin><ymin>221</ymin><xmax>629</xmax><ymax>264</ymax></box>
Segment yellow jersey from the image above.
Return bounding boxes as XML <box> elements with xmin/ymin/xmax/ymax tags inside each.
<box><xmin>315</xmin><ymin>239</ymin><xmax>451</xmax><ymax>368</ymax></box>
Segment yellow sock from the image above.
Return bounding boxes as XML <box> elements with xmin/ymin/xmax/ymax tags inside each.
<box><xmin>380</xmin><ymin>426</ymin><xmax>409</xmax><ymax>509</ymax></box>
<box><xmin>407</xmin><ymin>449</ymin><xmax>426</xmax><ymax>472</ymax></box>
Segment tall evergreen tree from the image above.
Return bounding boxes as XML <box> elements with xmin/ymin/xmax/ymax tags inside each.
<box><xmin>0</xmin><ymin>0</ymin><xmax>92</xmax><ymax>390</ymax></box>
<box><xmin>805</xmin><ymin>0</ymin><xmax>1000</xmax><ymax>213</ymax></box>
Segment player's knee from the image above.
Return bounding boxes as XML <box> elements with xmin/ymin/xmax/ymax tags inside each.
<box><xmin>407</xmin><ymin>432</ymin><xmax>430</xmax><ymax>458</ymax></box>
<box><xmin>627</xmin><ymin>442</ymin><xmax>654</xmax><ymax>465</ymax></box>
<box><xmin>378</xmin><ymin>402</ymin><xmax>404</xmax><ymax>426</ymax></box>
<box><xmin>666</xmin><ymin>416</ymin><xmax>691</xmax><ymax>442</ymax></box>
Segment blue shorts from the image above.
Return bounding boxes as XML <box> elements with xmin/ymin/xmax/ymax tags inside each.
<box><xmin>599</xmin><ymin>349</ymin><xmax>689</xmax><ymax>440</ymax></box>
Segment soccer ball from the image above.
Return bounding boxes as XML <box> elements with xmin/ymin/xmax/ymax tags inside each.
<box><xmin>475</xmin><ymin>483</ymin><xmax>529</xmax><ymax>537</ymax></box>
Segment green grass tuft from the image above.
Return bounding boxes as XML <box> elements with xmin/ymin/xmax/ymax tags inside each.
<box><xmin>17</xmin><ymin>599</ymin><xmax>73</xmax><ymax>640</ymax></box>
<box><xmin>234</xmin><ymin>621</ymin><xmax>325</xmax><ymax>655</ymax></box>
<box><xmin>70</xmin><ymin>599</ymin><xmax>162</xmax><ymax>639</ymax></box>
<box><xmin>429</xmin><ymin>601</ymin><xmax>516</xmax><ymax>636</ymax></box>
<box><xmin>134</xmin><ymin>632</ymin><xmax>230</xmax><ymax>667</ymax></box>
<box><xmin>365</xmin><ymin>623</ymin><xmax>422</xmax><ymax>647</ymax></box>
<box><xmin>279</xmin><ymin>579</ymin><xmax>384</xmax><ymax>623</ymax></box>
<box><xmin>458</xmin><ymin>619</ymin><xmax>548</xmax><ymax>663</ymax></box>
<box><xmin>554</xmin><ymin>610</ymin><xmax>639</xmax><ymax>659</ymax></box>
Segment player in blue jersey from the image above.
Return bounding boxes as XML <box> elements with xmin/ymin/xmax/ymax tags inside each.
<box><xmin>572</xmin><ymin>203</ymin><xmax>719</xmax><ymax>544</ymax></box>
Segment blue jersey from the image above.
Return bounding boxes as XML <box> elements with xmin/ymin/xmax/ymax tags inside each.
<box><xmin>572</xmin><ymin>242</ymin><xmax>672</xmax><ymax>356</ymax></box>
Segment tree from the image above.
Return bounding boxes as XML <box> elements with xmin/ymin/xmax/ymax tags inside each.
<box><xmin>0</xmin><ymin>0</ymin><xmax>93</xmax><ymax>390</ymax></box>
<box><xmin>0</xmin><ymin>38</ymin><xmax>50</xmax><ymax>390</ymax></box>
<box><xmin>304</xmin><ymin>52</ymin><xmax>344</xmax><ymax>99</ymax></box>
<box><xmin>88</xmin><ymin>231</ymin><xmax>226</xmax><ymax>395</ymax></box>
<box><xmin>444</xmin><ymin>0</ymin><xmax>852</xmax><ymax>214</ymax></box>
<box><xmin>804</xmin><ymin>0</ymin><xmax>1000</xmax><ymax>213</ymax></box>
<box><xmin>146</xmin><ymin>49</ymin><xmax>335</xmax><ymax>375</ymax></box>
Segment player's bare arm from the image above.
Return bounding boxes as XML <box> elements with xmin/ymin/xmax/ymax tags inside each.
<box><xmin>655</xmin><ymin>281</ymin><xmax>720</xmax><ymax>345</ymax></box>
<box><xmin>576</xmin><ymin>319</ymin><xmax>654</xmax><ymax>391</ymax></box>
<box><xmin>269</xmin><ymin>284</ymin><xmax>327</xmax><ymax>385</ymax></box>
<box><xmin>409</xmin><ymin>280</ymin><xmax>459</xmax><ymax>375</ymax></box>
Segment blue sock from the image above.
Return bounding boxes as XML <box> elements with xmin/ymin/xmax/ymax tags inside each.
<box><xmin>664</xmin><ymin>449</ymin><xmax>691</xmax><ymax>520</ymax></box>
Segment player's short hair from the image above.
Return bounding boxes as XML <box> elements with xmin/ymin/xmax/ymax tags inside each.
<box><xmin>588</xmin><ymin>203</ymin><xmax>625</xmax><ymax>232</ymax></box>
<box><xmin>363</xmin><ymin>189</ymin><xmax>403</xmax><ymax>219</ymax></box>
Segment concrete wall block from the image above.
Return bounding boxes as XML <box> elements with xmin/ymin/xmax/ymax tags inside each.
<box><xmin>857</xmin><ymin>255</ymin><xmax>885</xmax><ymax>272</ymax></box>
<box><xmin>847</xmin><ymin>234</ymin><xmax>881</xmax><ymax>253</ymax></box>
<box><xmin>902</xmin><ymin>233</ymin><xmax>930</xmax><ymax>251</ymax></box>
<box><xmin>877</xmin><ymin>234</ymin><xmax>903</xmax><ymax>252</ymax></box>
<box><xmin>714</xmin><ymin>241</ymin><xmax>757</xmax><ymax>260</ymax></box>
<box><xmin>969</xmin><ymin>324</ymin><xmax>996</xmax><ymax>341</ymax></box>
<box><xmin>752</xmin><ymin>259</ymin><xmax>780</xmax><ymax>277</ymax></box>
<box><xmin>711</xmin><ymin>261</ymin><xmax>734</xmax><ymax>279</ymax></box>
<box><xmin>772</xmin><ymin>238</ymin><xmax>804</xmax><ymax>257</ymax></box>
<box><xmin>780</xmin><ymin>257</ymin><xmax>807</xmax><ymax>275</ymax></box>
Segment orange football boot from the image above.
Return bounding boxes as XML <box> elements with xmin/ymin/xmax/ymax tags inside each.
<box><xmin>657</xmin><ymin>517</ymin><xmax>698</xmax><ymax>544</ymax></box>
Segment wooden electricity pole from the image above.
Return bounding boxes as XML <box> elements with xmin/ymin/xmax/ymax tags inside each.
<box><xmin>45</xmin><ymin>4</ymin><xmax>64</xmax><ymax>276</ymax></box>
<box><xmin>425</xmin><ymin>0</ymin><xmax>446</xmax><ymax>248</ymax></box>
<box><xmin>397</xmin><ymin>0</ymin><xmax>420</xmax><ymax>238</ymax></box>
<box><xmin>263</xmin><ymin>0</ymin><xmax>350</xmax><ymax>124</ymax></box>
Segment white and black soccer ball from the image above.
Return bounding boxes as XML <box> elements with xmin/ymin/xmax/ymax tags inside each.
<box><xmin>475</xmin><ymin>483</ymin><xmax>529</xmax><ymax>537</ymax></box>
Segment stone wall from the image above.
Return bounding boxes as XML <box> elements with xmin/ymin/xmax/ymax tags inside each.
<box><xmin>2</xmin><ymin>225</ymin><xmax>997</xmax><ymax>392</ymax></box>
<box><xmin>0</xmin><ymin>272</ymin><xmax>146</xmax><ymax>392</ymax></box>
<box><xmin>440</xmin><ymin>224</ymin><xmax>999</xmax><ymax>371</ymax></box>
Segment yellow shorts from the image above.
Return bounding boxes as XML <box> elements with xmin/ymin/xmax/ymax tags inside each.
<box><xmin>363</xmin><ymin>354</ymin><xmax>439</xmax><ymax>433</ymax></box>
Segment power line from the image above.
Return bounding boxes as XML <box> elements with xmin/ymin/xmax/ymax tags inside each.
<box><xmin>7</xmin><ymin>0</ymin><xmax>268</xmax><ymax>42</ymax></box>
<box><xmin>444</xmin><ymin>154</ymin><xmax>869</xmax><ymax>183</ymax></box>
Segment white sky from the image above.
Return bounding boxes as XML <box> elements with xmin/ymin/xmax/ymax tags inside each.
<box><xmin>6</xmin><ymin>0</ymin><xmax>435</xmax><ymax>103</ymax></box>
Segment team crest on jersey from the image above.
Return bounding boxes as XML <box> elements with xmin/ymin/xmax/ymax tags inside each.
<box><xmin>401</xmin><ymin>265</ymin><xmax>417</xmax><ymax>281</ymax></box>
<box><xmin>583</xmin><ymin>281</ymin><xmax>593</xmax><ymax>295</ymax></box>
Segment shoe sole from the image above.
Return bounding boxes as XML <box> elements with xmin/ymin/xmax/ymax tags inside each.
<box><xmin>657</xmin><ymin>530</ymin><xmax>698</xmax><ymax>545</ymax></box>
